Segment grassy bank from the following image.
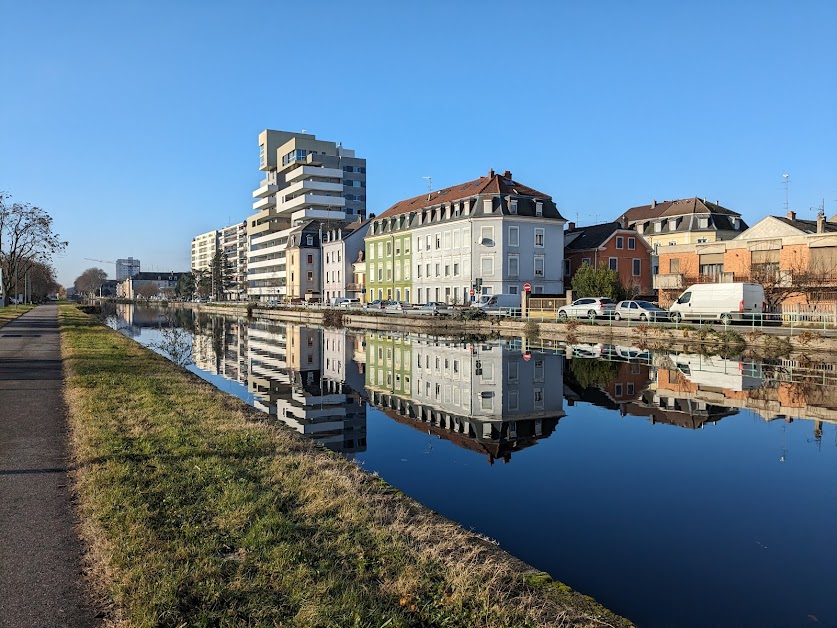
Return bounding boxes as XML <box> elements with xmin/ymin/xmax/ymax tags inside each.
<box><xmin>0</xmin><ymin>304</ymin><xmax>34</xmax><ymax>327</ymax></box>
<box><xmin>60</xmin><ymin>305</ymin><xmax>629</xmax><ymax>627</ymax></box>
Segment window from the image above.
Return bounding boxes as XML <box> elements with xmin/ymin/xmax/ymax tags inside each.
<box><xmin>386</xmin><ymin>241</ymin><xmax>392</xmax><ymax>255</ymax></box>
<box><xmin>581</xmin><ymin>257</ymin><xmax>591</xmax><ymax>266</ymax></box>
<box><xmin>307</xmin><ymin>254</ymin><xmax>313</xmax><ymax>264</ymax></box>
<box><xmin>404</xmin><ymin>238</ymin><xmax>410</xmax><ymax>253</ymax></box>
<box><xmin>425</xmin><ymin>235</ymin><xmax>431</xmax><ymax>251</ymax></box>
<box><xmin>534</xmin><ymin>360</ymin><xmax>544</xmax><ymax>382</ymax></box>
<box><xmin>508</xmin><ymin>390</ymin><xmax>519</xmax><ymax>411</ymax></box>
<box><xmin>443</xmin><ymin>232</ymin><xmax>450</xmax><ymax>249</ymax></box>
<box><xmin>377</xmin><ymin>267</ymin><xmax>383</xmax><ymax>281</ymax></box>
<box><xmin>697</xmin><ymin>238</ymin><xmax>708</xmax><ymax>243</ymax></box>
<box><xmin>452</xmin><ymin>230</ymin><xmax>460</xmax><ymax>248</ymax></box>
<box><xmin>534</xmin><ymin>388</ymin><xmax>544</xmax><ymax>409</ymax></box>
<box><xmin>426</xmin><ymin>263</ymin><xmax>431</xmax><ymax>277</ymax></box>
<box><xmin>534</xmin><ymin>228</ymin><xmax>544</xmax><ymax>247</ymax></box>
<box><xmin>435</xmin><ymin>234</ymin><xmax>441</xmax><ymax>249</ymax></box>
<box><xmin>307</xmin><ymin>271</ymin><xmax>313</xmax><ymax>281</ymax></box>
<box><xmin>534</xmin><ymin>256</ymin><xmax>544</xmax><ymax>276</ymax></box>
<box><xmin>633</xmin><ymin>259</ymin><xmax>641</xmax><ymax>276</ymax></box>
<box><xmin>564</xmin><ymin>259</ymin><xmax>571</xmax><ymax>276</ymax></box>
<box><xmin>668</xmin><ymin>241</ymin><xmax>677</xmax><ymax>246</ymax></box>
<box><xmin>508</xmin><ymin>226</ymin><xmax>519</xmax><ymax>247</ymax></box>
<box><xmin>616</xmin><ymin>236</ymin><xmax>624</xmax><ymax>249</ymax></box>
<box><xmin>306</xmin><ymin>235</ymin><xmax>313</xmax><ymax>246</ymax></box>
<box><xmin>369</xmin><ymin>246</ymin><xmax>374</xmax><ymax>260</ymax></box>
<box><xmin>395</xmin><ymin>241</ymin><xmax>400</xmax><ymax>255</ymax></box>
<box><xmin>416</xmin><ymin>264</ymin><xmax>422</xmax><ymax>278</ymax></box>
<box><xmin>435</xmin><ymin>263</ymin><xmax>440</xmax><ymax>277</ymax></box>
<box><xmin>444</xmin><ymin>264</ymin><xmax>450</xmax><ymax>277</ymax></box>
<box><xmin>509</xmin><ymin>199</ymin><xmax>518</xmax><ymax>214</ymax></box>
<box><xmin>453</xmin><ymin>263</ymin><xmax>459</xmax><ymax>276</ymax></box>
<box><xmin>481</xmin><ymin>256</ymin><xmax>494</xmax><ymax>276</ymax></box>
<box><xmin>615</xmin><ymin>384</ymin><xmax>623</xmax><ymax>397</ymax></box>
<box><xmin>669</xmin><ymin>259</ymin><xmax>680</xmax><ymax>273</ymax></box>
<box><xmin>535</xmin><ymin>201</ymin><xmax>543</xmax><ymax>217</ymax></box>
<box><xmin>609</xmin><ymin>258</ymin><xmax>618</xmax><ymax>271</ymax></box>
<box><xmin>699</xmin><ymin>217</ymin><xmax>709</xmax><ymax>229</ymax></box>
<box><xmin>654</xmin><ymin>222</ymin><xmax>662</xmax><ymax>233</ymax></box>
<box><xmin>480</xmin><ymin>226</ymin><xmax>494</xmax><ymax>245</ymax></box>
<box><xmin>377</xmin><ymin>242</ymin><xmax>382</xmax><ymax>257</ymax></box>
<box><xmin>508</xmin><ymin>255</ymin><xmax>519</xmax><ymax>277</ymax></box>
<box><xmin>509</xmin><ymin>285</ymin><xmax>518</xmax><ymax>294</ymax></box>
<box><xmin>628</xmin><ymin>237</ymin><xmax>636</xmax><ymax>250</ymax></box>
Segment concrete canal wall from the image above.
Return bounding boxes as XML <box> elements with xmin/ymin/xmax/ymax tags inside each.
<box><xmin>176</xmin><ymin>302</ymin><xmax>837</xmax><ymax>357</ymax></box>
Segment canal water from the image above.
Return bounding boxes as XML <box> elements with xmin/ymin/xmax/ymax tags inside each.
<box><xmin>111</xmin><ymin>305</ymin><xmax>837</xmax><ymax>627</ymax></box>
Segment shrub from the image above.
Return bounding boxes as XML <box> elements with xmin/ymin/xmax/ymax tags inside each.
<box><xmin>322</xmin><ymin>310</ymin><xmax>344</xmax><ymax>328</ymax></box>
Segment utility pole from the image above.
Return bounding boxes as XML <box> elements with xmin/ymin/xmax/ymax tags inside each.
<box><xmin>783</xmin><ymin>174</ymin><xmax>790</xmax><ymax>214</ymax></box>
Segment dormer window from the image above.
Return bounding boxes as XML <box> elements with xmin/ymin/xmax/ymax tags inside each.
<box><xmin>637</xmin><ymin>223</ymin><xmax>644</xmax><ymax>234</ymax></box>
<box><xmin>483</xmin><ymin>198</ymin><xmax>493</xmax><ymax>214</ymax></box>
<box><xmin>535</xmin><ymin>201</ymin><xmax>543</xmax><ymax>217</ymax></box>
<box><xmin>698</xmin><ymin>217</ymin><xmax>709</xmax><ymax>229</ymax></box>
<box><xmin>668</xmin><ymin>218</ymin><xmax>677</xmax><ymax>230</ymax></box>
<box><xmin>306</xmin><ymin>235</ymin><xmax>313</xmax><ymax>246</ymax></box>
<box><xmin>509</xmin><ymin>199</ymin><xmax>518</xmax><ymax>215</ymax></box>
<box><xmin>654</xmin><ymin>221</ymin><xmax>662</xmax><ymax>233</ymax></box>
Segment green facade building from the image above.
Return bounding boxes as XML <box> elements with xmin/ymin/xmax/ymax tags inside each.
<box><xmin>364</xmin><ymin>213</ymin><xmax>413</xmax><ymax>303</ymax></box>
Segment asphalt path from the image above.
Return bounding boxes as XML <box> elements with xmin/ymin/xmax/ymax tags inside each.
<box><xmin>0</xmin><ymin>305</ymin><xmax>97</xmax><ymax>627</ymax></box>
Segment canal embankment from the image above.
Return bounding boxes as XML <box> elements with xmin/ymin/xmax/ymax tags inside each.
<box><xmin>175</xmin><ymin>301</ymin><xmax>837</xmax><ymax>358</ymax></box>
<box><xmin>60</xmin><ymin>304</ymin><xmax>630</xmax><ymax>627</ymax></box>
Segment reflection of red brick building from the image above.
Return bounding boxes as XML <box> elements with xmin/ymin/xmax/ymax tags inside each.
<box><xmin>602</xmin><ymin>363</ymin><xmax>652</xmax><ymax>404</ymax></box>
<box><xmin>564</xmin><ymin>222</ymin><xmax>653</xmax><ymax>296</ymax></box>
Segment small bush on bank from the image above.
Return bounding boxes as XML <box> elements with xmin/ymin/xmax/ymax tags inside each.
<box><xmin>322</xmin><ymin>309</ymin><xmax>345</xmax><ymax>328</ymax></box>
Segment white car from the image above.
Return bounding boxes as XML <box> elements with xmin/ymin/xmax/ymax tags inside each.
<box><xmin>557</xmin><ymin>297</ymin><xmax>617</xmax><ymax>320</ymax></box>
<box><xmin>412</xmin><ymin>302</ymin><xmax>450</xmax><ymax>316</ymax></box>
<box><xmin>614</xmin><ymin>300</ymin><xmax>670</xmax><ymax>322</ymax></box>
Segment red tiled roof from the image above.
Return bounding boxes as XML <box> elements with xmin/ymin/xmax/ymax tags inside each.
<box><xmin>377</xmin><ymin>171</ymin><xmax>552</xmax><ymax>219</ymax></box>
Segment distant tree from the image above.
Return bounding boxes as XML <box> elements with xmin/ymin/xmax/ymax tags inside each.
<box><xmin>195</xmin><ymin>268</ymin><xmax>211</xmax><ymax>298</ymax></box>
<box><xmin>74</xmin><ymin>267</ymin><xmax>108</xmax><ymax>301</ymax></box>
<box><xmin>176</xmin><ymin>272</ymin><xmax>196</xmax><ymax>300</ymax></box>
<box><xmin>571</xmin><ymin>263</ymin><xmax>626</xmax><ymax>301</ymax></box>
<box><xmin>28</xmin><ymin>261</ymin><xmax>59</xmax><ymax>301</ymax></box>
<box><xmin>135</xmin><ymin>282</ymin><xmax>160</xmax><ymax>302</ymax></box>
<box><xmin>210</xmin><ymin>250</ymin><xmax>225</xmax><ymax>301</ymax></box>
<box><xmin>0</xmin><ymin>193</ymin><xmax>67</xmax><ymax>305</ymax></box>
<box><xmin>570</xmin><ymin>357</ymin><xmax>620</xmax><ymax>390</ymax></box>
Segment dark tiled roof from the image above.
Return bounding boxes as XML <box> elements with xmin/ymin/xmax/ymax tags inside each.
<box><xmin>377</xmin><ymin>170</ymin><xmax>557</xmax><ymax>220</ymax></box>
<box><xmin>620</xmin><ymin>197</ymin><xmax>741</xmax><ymax>224</ymax></box>
<box><xmin>773</xmin><ymin>216</ymin><xmax>837</xmax><ymax>234</ymax></box>
<box><xmin>565</xmin><ymin>222</ymin><xmax>621</xmax><ymax>251</ymax></box>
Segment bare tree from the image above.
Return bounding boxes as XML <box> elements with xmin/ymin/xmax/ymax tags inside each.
<box><xmin>74</xmin><ymin>267</ymin><xmax>108</xmax><ymax>301</ymax></box>
<box><xmin>0</xmin><ymin>193</ymin><xmax>67</xmax><ymax>305</ymax></box>
<box><xmin>750</xmin><ymin>253</ymin><xmax>837</xmax><ymax>311</ymax></box>
<box><xmin>135</xmin><ymin>282</ymin><xmax>160</xmax><ymax>303</ymax></box>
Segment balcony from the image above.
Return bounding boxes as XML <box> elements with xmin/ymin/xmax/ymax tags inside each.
<box><xmin>282</xmin><ymin>179</ymin><xmax>343</xmax><ymax>197</ymax></box>
<box><xmin>285</xmin><ymin>165</ymin><xmax>344</xmax><ymax>182</ymax></box>
<box><xmin>291</xmin><ymin>208</ymin><xmax>346</xmax><ymax>223</ymax></box>
<box><xmin>252</xmin><ymin>183</ymin><xmax>278</xmax><ymax>199</ymax></box>
<box><xmin>278</xmin><ymin>193</ymin><xmax>345</xmax><ymax>214</ymax></box>
<box><xmin>253</xmin><ymin>196</ymin><xmax>276</xmax><ymax>211</ymax></box>
<box><xmin>654</xmin><ymin>272</ymin><xmax>746</xmax><ymax>290</ymax></box>
<box><xmin>346</xmin><ymin>283</ymin><xmax>364</xmax><ymax>292</ymax></box>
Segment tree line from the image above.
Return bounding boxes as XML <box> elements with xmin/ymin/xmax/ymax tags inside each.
<box><xmin>0</xmin><ymin>192</ymin><xmax>64</xmax><ymax>305</ymax></box>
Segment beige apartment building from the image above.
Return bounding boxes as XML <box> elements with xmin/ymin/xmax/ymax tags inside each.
<box><xmin>248</xmin><ymin>130</ymin><xmax>366</xmax><ymax>302</ymax></box>
<box><xmin>191</xmin><ymin>229</ymin><xmax>220</xmax><ymax>272</ymax></box>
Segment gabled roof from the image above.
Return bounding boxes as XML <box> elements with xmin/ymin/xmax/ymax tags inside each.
<box><xmin>620</xmin><ymin>197</ymin><xmax>741</xmax><ymax>224</ymax></box>
<box><xmin>564</xmin><ymin>222</ymin><xmax>652</xmax><ymax>252</ymax></box>
<box><xmin>377</xmin><ymin>169</ymin><xmax>554</xmax><ymax>220</ymax></box>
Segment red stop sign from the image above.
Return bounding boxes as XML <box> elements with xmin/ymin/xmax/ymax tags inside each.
<box><xmin>469</xmin><ymin>288</ymin><xmax>475</xmax><ymax>296</ymax></box>
<box><xmin>523</xmin><ymin>283</ymin><xmax>532</xmax><ymax>292</ymax></box>
<box><xmin>523</xmin><ymin>351</ymin><xmax>531</xmax><ymax>361</ymax></box>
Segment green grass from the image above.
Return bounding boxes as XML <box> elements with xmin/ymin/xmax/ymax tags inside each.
<box><xmin>0</xmin><ymin>304</ymin><xmax>34</xmax><ymax>327</ymax></box>
<box><xmin>60</xmin><ymin>305</ymin><xmax>630</xmax><ymax>627</ymax></box>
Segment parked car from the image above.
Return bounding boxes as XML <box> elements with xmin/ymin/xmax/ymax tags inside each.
<box><xmin>384</xmin><ymin>301</ymin><xmax>414</xmax><ymax>313</ymax></box>
<box><xmin>669</xmin><ymin>282</ymin><xmax>766</xmax><ymax>324</ymax></box>
<box><xmin>413</xmin><ymin>302</ymin><xmax>450</xmax><ymax>316</ymax></box>
<box><xmin>364</xmin><ymin>299</ymin><xmax>388</xmax><ymax>310</ymax></box>
<box><xmin>471</xmin><ymin>293</ymin><xmax>521</xmax><ymax>312</ymax></box>
<box><xmin>614</xmin><ymin>300</ymin><xmax>671</xmax><ymax>322</ymax></box>
<box><xmin>337</xmin><ymin>298</ymin><xmax>361</xmax><ymax>309</ymax></box>
<box><xmin>557</xmin><ymin>297</ymin><xmax>617</xmax><ymax>320</ymax></box>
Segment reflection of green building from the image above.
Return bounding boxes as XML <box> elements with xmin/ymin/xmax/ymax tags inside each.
<box><xmin>365</xmin><ymin>332</ymin><xmax>412</xmax><ymax>397</ymax></box>
<box><xmin>364</xmin><ymin>214</ymin><xmax>413</xmax><ymax>303</ymax></box>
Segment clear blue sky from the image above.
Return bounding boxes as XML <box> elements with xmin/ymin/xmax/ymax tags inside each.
<box><xmin>2</xmin><ymin>0</ymin><xmax>835</xmax><ymax>288</ymax></box>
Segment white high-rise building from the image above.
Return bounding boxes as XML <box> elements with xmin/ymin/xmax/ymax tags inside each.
<box><xmin>248</xmin><ymin>130</ymin><xmax>366</xmax><ymax>302</ymax></box>
<box><xmin>115</xmin><ymin>257</ymin><xmax>141</xmax><ymax>281</ymax></box>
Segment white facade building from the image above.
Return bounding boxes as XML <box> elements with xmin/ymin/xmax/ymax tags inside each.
<box><xmin>191</xmin><ymin>229</ymin><xmax>219</xmax><ymax>272</ymax></box>
<box><xmin>248</xmin><ymin>130</ymin><xmax>366</xmax><ymax>302</ymax></box>
<box><xmin>115</xmin><ymin>257</ymin><xmax>141</xmax><ymax>281</ymax></box>
<box><xmin>322</xmin><ymin>220</ymin><xmax>367</xmax><ymax>303</ymax></box>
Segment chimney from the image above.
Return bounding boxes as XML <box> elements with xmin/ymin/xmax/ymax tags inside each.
<box><xmin>567</xmin><ymin>221</ymin><xmax>576</xmax><ymax>231</ymax></box>
<box><xmin>488</xmin><ymin>168</ymin><xmax>495</xmax><ymax>178</ymax></box>
<box><xmin>502</xmin><ymin>170</ymin><xmax>512</xmax><ymax>179</ymax></box>
<box><xmin>787</xmin><ymin>210</ymin><xmax>796</xmax><ymax>221</ymax></box>
<box><xmin>817</xmin><ymin>211</ymin><xmax>825</xmax><ymax>233</ymax></box>
<box><xmin>651</xmin><ymin>199</ymin><xmax>657</xmax><ymax>208</ymax></box>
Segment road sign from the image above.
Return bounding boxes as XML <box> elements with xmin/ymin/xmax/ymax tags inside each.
<box><xmin>469</xmin><ymin>288</ymin><xmax>474</xmax><ymax>296</ymax></box>
<box><xmin>523</xmin><ymin>283</ymin><xmax>532</xmax><ymax>292</ymax></box>
<box><xmin>523</xmin><ymin>351</ymin><xmax>531</xmax><ymax>361</ymax></box>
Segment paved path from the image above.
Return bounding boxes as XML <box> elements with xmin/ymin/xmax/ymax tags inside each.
<box><xmin>0</xmin><ymin>305</ymin><xmax>97</xmax><ymax>627</ymax></box>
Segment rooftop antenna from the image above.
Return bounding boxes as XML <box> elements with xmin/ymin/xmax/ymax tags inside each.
<box><xmin>783</xmin><ymin>174</ymin><xmax>790</xmax><ymax>213</ymax></box>
<box><xmin>421</xmin><ymin>176</ymin><xmax>432</xmax><ymax>192</ymax></box>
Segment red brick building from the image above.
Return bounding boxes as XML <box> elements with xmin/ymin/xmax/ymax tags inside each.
<box><xmin>564</xmin><ymin>221</ymin><xmax>653</xmax><ymax>296</ymax></box>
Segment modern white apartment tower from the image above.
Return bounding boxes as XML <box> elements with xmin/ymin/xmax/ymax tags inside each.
<box><xmin>248</xmin><ymin>130</ymin><xmax>366</xmax><ymax>302</ymax></box>
<box><xmin>191</xmin><ymin>229</ymin><xmax>220</xmax><ymax>272</ymax></box>
<box><xmin>115</xmin><ymin>257</ymin><xmax>141</xmax><ymax>281</ymax></box>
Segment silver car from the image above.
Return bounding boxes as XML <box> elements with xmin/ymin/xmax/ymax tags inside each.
<box><xmin>557</xmin><ymin>297</ymin><xmax>617</xmax><ymax>320</ymax></box>
<box><xmin>613</xmin><ymin>300</ymin><xmax>670</xmax><ymax>322</ymax></box>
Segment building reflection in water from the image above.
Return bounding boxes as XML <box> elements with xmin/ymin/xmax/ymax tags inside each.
<box><xmin>246</xmin><ymin>322</ymin><xmax>367</xmax><ymax>458</ymax></box>
<box><xmin>364</xmin><ymin>333</ymin><xmax>566</xmax><ymax>464</ymax></box>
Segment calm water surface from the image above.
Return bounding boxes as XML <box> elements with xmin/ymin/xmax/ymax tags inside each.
<box><xmin>113</xmin><ymin>305</ymin><xmax>837</xmax><ymax>627</ymax></box>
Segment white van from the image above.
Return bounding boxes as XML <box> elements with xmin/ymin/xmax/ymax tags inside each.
<box><xmin>472</xmin><ymin>293</ymin><xmax>521</xmax><ymax>313</ymax></box>
<box><xmin>669</xmin><ymin>283</ymin><xmax>765</xmax><ymax>324</ymax></box>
